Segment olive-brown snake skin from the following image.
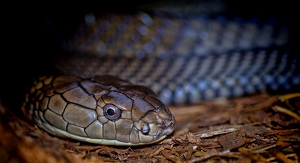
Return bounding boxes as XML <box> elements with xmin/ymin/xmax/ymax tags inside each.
<box><xmin>23</xmin><ymin>75</ymin><xmax>175</xmax><ymax>146</ymax></box>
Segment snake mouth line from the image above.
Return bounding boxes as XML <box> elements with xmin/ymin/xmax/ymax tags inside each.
<box><xmin>37</xmin><ymin>118</ymin><xmax>168</xmax><ymax>146</ymax></box>
<box><xmin>45</xmin><ymin>120</ymin><xmax>173</xmax><ymax>146</ymax></box>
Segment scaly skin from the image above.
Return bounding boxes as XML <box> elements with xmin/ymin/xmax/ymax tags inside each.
<box><xmin>23</xmin><ymin>75</ymin><xmax>175</xmax><ymax>146</ymax></box>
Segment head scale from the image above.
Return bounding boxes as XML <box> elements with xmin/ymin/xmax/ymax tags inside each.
<box><xmin>24</xmin><ymin>75</ymin><xmax>175</xmax><ymax>146</ymax></box>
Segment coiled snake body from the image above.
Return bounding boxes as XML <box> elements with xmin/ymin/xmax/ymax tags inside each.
<box><xmin>23</xmin><ymin>12</ymin><xmax>300</xmax><ymax>145</ymax></box>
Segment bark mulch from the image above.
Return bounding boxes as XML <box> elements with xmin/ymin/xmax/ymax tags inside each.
<box><xmin>1</xmin><ymin>93</ymin><xmax>299</xmax><ymax>162</ymax></box>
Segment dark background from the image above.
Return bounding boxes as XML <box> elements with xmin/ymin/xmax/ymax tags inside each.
<box><xmin>2</xmin><ymin>0</ymin><xmax>299</xmax><ymax>110</ymax></box>
<box><xmin>5</xmin><ymin>1</ymin><xmax>299</xmax><ymax>58</ymax></box>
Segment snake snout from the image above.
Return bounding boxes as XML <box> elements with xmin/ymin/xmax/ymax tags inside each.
<box><xmin>150</xmin><ymin>106</ymin><xmax>175</xmax><ymax>141</ymax></box>
<box><xmin>161</xmin><ymin>115</ymin><xmax>175</xmax><ymax>136</ymax></box>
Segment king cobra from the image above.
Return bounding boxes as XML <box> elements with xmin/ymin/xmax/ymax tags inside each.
<box><xmin>22</xmin><ymin>10</ymin><xmax>299</xmax><ymax>146</ymax></box>
<box><xmin>23</xmin><ymin>75</ymin><xmax>174</xmax><ymax>146</ymax></box>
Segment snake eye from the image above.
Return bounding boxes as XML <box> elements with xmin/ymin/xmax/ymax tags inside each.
<box><xmin>103</xmin><ymin>104</ymin><xmax>122</xmax><ymax>121</ymax></box>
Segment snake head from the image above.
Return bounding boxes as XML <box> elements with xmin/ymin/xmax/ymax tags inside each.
<box><xmin>95</xmin><ymin>76</ymin><xmax>175</xmax><ymax>145</ymax></box>
<box><xmin>24</xmin><ymin>75</ymin><xmax>175</xmax><ymax>146</ymax></box>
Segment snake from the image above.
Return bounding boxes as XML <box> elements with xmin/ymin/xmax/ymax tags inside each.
<box><xmin>23</xmin><ymin>75</ymin><xmax>174</xmax><ymax>146</ymax></box>
<box><xmin>22</xmin><ymin>11</ymin><xmax>300</xmax><ymax>146</ymax></box>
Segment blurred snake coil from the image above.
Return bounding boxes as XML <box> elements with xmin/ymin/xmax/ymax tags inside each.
<box><xmin>22</xmin><ymin>10</ymin><xmax>300</xmax><ymax>145</ymax></box>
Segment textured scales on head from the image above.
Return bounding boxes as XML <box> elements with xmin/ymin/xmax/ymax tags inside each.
<box><xmin>23</xmin><ymin>75</ymin><xmax>175</xmax><ymax>146</ymax></box>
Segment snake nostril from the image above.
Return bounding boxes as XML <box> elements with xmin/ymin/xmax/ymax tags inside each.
<box><xmin>141</xmin><ymin>123</ymin><xmax>150</xmax><ymax>135</ymax></box>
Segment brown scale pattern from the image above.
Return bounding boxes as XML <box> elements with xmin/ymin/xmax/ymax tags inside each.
<box><xmin>23</xmin><ymin>75</ymin><xmax>175</xmax><ymax>145</ymax></box>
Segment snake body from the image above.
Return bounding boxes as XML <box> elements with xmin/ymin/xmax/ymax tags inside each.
<box><xmin>23</xmin><ymin>12</ymin><xmax>299</xmax><ymax>145</ymax></box>
<box><xmin>61</xmin><ymin>13</ymin><xmax>300</xmax><ymax>105</ymax></box>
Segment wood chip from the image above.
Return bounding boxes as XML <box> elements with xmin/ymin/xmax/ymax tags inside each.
<box><xmin>219</xmin><ymin>130</ymin><xmax>246</xmax><ymax>150</ymax></box>
<box><xmin>161</xmin><ymin>150</ymin><xmax>182</xmax><ymax>162</ymax></box>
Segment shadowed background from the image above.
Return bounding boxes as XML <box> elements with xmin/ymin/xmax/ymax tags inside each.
<box><xmin>2</xmin><ymin>0</ymin><xmax>299</xmax><ymax>112</ymax></box>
